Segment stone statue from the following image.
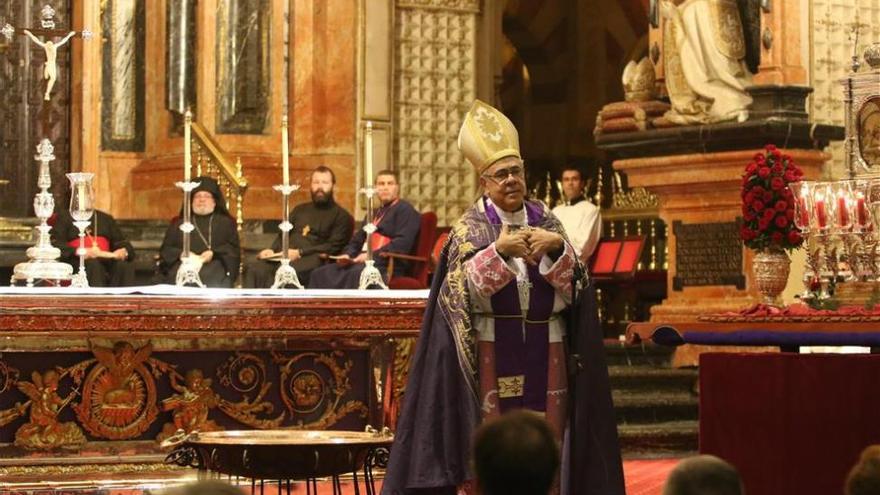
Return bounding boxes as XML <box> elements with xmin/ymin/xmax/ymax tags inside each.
<box><xmin>22</xmin><ymin>29</ymin><xmax>76</xmax><ymax>101</ymax></box>
<box><xmin>659</xmin><ymin>0</ymin><xmax>762</xmax><ymax>124</ymax></box>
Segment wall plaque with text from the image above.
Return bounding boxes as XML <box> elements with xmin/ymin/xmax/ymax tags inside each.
<box><xmin>672</xmin><ymin>220</ymin><xmax>745</xmax><ymax>290</ymax></box>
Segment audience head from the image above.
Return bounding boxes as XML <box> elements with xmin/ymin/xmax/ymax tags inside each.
<box><xmin>310</xmin><ymin>165</ymin><xmax>336</xmax><ymax>205</ymax></box>
<box><xmin>846</xmin><ymin>445</ymin><xmax>880</xmax><ymax>495</ymax></box>
<box><xmin>560</xmin><ymin>165</ymin><xmax>586</xmax><ymax>202</ymax></box>
<box><xmin>480</xmin><ymin>156</ymin><xmax>526</xmax><ymax>212</ymax></box>
<box><xmin>375</xmin><ymin>169</ymin><xmax>400</xmax><ymax>205</ymax></box>
<box><xmin>663</xmin><ymin>455</ymin><xmax>744</xmax><ymax>495</ymax></box>
<box><xmin>473</xmin><ymin>410</ymin><xmax>559</xmax><ymax>495</ymax></box>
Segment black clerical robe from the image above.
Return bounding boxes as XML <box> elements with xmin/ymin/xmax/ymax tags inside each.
<box><xmin>308</xmin><ymin>199</ymin><xmax>421</xmax><ymax>289</ymax></box>
<box><xmin>51</xmin><ymin>209</ymin><xmax>136</xmax><ymax>287</ymax></box>
<box><xmin>243</xmin><ymin>200</ymin><xmax>354</xmax><ymax>287</ymax></box>
<box><xmin>157</xmin><ymin>213</ymin><xmax>241</xmax><ymax>287</ymax></box>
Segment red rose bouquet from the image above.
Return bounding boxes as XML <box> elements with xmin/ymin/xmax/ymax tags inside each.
<box><xmin>740</xmin><ymin>144</ymin><xmax>805</xmax><ymax>251</ymax></box>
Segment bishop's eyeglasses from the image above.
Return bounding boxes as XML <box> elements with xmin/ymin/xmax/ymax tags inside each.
<box><xmin>483</xmin><ymin>165</ymin><xmax>525</xmax><ymax>183</ymax></box>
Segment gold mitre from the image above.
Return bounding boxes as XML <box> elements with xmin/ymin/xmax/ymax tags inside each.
<box><xmin>457</xmin><ymin>100</ymin><xmax>521</xmax><ymax>172</ymax></box>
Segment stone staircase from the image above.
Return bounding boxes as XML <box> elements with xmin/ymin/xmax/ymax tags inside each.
<box><xmin>605</xmin><ymin>342</ymin><xmax>699</xmax><ymax>458</ymax></box>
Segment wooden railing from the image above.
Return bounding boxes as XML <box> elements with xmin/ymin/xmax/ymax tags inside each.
<box><xmin>188</xmin><ymin>119</ymin><xmax>249</xmax><ymax>232</ymax></box>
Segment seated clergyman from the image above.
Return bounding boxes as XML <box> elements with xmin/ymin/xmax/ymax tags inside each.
<box><xmin>243</xmin><ymin>166</ymin><xmax>354</xmax><ymax>288</ymax></box>
<box><xmin>156</xmin><ymin>177</ymin><xmax>241</xmax><ymax>288</ymax></box>
<box><xmin>308</xmin><ymin>169</ymin><xmax>421</xmax><ymax>289</ymax></box>
<box><xmin>51</xmin><ymin>208</ymin><xmax>136</xmax><ymax>287</ymax></box>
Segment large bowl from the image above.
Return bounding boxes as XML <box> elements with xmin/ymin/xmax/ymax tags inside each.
<box><xmin>175</xmin><ymin>430</ymin><xmax>393</xmax><ymax>480</ymax></box>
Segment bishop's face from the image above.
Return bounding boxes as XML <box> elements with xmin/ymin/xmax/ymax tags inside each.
<box><xmin>192</xmin><ymin>191</ymin><xmax>216</xmax><ymax>216</ymax></box>
<box><xmin>481</xmin><ymin>156</ymin><xmax>526</xmax><ymax>212</ymax></box>
<box><xmin>375</xmin><ymin>174</ymin><xmax>400</xmax><ymax>205</ymax></box>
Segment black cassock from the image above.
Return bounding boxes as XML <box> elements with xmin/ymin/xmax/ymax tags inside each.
<box><xmin>157</xmin><ymin>212</ymin><xmax>241</xmax><ymax>287</ymax></box>
<box><xmin>308</xmin><ymin>199</ymin><xmax>420</xmax><ymax>289</ymax></box>
<box><xmin>51</xmin><ymin>209</ymin><xmax>137</xmax><ymax>287</ymax></box>
<box><xmin>243</xmin><ymin>199</ymin><xmax>354</xmax><ymax>288</ymax></box>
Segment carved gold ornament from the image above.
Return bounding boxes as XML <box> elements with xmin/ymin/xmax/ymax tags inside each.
<box><xmin>72</xmin><ymin>342</ymin><xmax>164</xmax><ymax>440</ymax></box>
<box><xmin>215</xmin><ymin>353</ymin><xmax>285</xmax><ymax>429</ymax></box>
<box><xmin>157</xmin><ymin>369</ymin><xmax>221</xmax><ymax>442</ymax></box>
<box><xmin>14</xmin><ymin>369</ymin><xmax>86</xmax><ymax>450</ymax></box>
<box><xmin>273</xmin><ymin>351</ymin><xmax>368</xmax><ymax>429</ymax></box>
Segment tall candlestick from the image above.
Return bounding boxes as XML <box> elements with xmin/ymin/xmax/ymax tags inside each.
<box><xmin>282</xmin><ymin>115</ymin><xmax>290</xmax><ymax>186</ymax></box>
<box><xmin>184</xmin><ymin>110</ymin><xmax>192</xmax><ymax>182</ymax></box>
<box><xmin>365</xmin><ymin>121</ymin><xmax>373</xmax><ymax>187</ymax></box>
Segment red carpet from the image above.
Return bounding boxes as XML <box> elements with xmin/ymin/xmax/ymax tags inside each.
<box><xmin>1</xmin><ymin>459</ymin><xmax>679</xmax><ymax>494</ymax></box>
<box><xmin>623</xmin><ymin>458</ymin><xmax>679</xmax><ymax>495</ymax></box>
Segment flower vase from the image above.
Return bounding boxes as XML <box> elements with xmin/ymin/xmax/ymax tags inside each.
<box><xmin>752</xmin><ymin>249</ymin><xmax>791</xmax><ymax>306</ymax></box>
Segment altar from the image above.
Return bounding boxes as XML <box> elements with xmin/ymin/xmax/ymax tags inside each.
<box><xmin>0</xmin><ymin>287</ymin><xmax>427</xmax><ymax>482</ymax></box>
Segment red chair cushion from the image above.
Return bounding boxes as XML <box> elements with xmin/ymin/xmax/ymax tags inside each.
<box><xmin>388</xmin><ymin>277</ymin><xmax>426</xmax><ymax>290</ymax></box>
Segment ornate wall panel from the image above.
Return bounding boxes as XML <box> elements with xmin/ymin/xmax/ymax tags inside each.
<box><xmin>101</xmin><ymin>0</ymin><xmax>145</xmax><ymax>151</ymax></box>
<box><xmin>810</xmin><ymin>0</ymin><xmax>880</xmax><ymax>178</ymax></box>
<box><xmin>215</xmin><ymin>0</ymin><xmax>271</xmax><ymax>134</ymax></box>
<box><xmin>166</xmin><ymin>0</ymin><xmax>197</xmax><ymax>123</ymax></box>
<box><xmin>394</xmin><ymin>0</ymin><xmax>479</xmax><ymax>226</ymax></box>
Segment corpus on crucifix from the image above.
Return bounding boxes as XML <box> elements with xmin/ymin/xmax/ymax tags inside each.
<box><xmin>1</xmin><ymin>5</ymin><xmax>91</xmax><ymax>101</ymax></box>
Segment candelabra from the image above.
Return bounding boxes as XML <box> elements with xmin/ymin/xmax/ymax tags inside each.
<box><xmin>358</xmin><ymin>186</ymin><xmax>388</xmax><ymax>290</ymax></box>
<box><xmin>271</xmin><ymin>183</ymin><xmax>304</xmax><ymax>289</ymax></box>
<box><xmin>175</xmin><ymin>180</ymin><xmax>205</xmax><ymax>288</ymax></box>
<box><xmin>11</xmin><ymin>139</ymin><xmax>73</xmax><ymax>286</ymax></box>
<box><xmin>66</xmin><ymin>173</ymin><xmax>95</xmax><ymax>288</ymax></box>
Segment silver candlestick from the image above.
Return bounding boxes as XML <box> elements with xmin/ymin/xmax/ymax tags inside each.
<box><xmin>358</xmin><ymin>186</ymin><xmax>388</xmax><ymax>290</ymax></box>
<box><xmin>271</xmin><ymin>183</ymin><xmax>304</xmax><ymax>289</ymax></box>
<box><xmin>66</xmin><ymin>172</ymin><xmax>95</xmax><ymax>288</ymax></box>
<box><xmin>70</xmin><ymin>219</ymin><xmax>90</xmax><ymax>288</ymax></box>
<box><xmin>11</xmin><ymin>139</ymin><xmax>73</xmax><ymax>286</ymax></box>
<box><xmin>175</xmin><ymin>180</ymin><xmax>205</xmax><ymax>288</ymax></box>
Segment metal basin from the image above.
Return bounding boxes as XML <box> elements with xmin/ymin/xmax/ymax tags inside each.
<box><xmin>176</xmin><ymin>430</ymin><xmax>393</xmax><ymax>480</ymax></box>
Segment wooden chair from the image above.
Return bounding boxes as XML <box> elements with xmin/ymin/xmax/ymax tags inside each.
<box><xmin>380</xmin><ymin>212</ymin><xmax>438</xmax><ymax>290</ymax></box>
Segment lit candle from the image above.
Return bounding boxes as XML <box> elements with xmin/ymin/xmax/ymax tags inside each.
<box><xmin>798</xmin><ymin>196</ymin><xmax>810</xmax><ymax>227</ymax></box>
<box><xmin>282</xmin><ymin>115</ymin><xmax>290</xmax><ymax>186</ymax></box>
<box><xmin>184</xmin><ymin>110</ymin><xmax>192</xmax><ymax>182</ymax></box>
<box><xmin>365</xmin><ymin>121</ymin><xmax>373</xmax><ymax>187</ymax></box>
<box><xmin>815</xmin><ymin>198</ymin><xmax>827</xmax><ymax>228</ymax></box>
<box><xmin>857</xmin><ymin>193</ymin><xmax>868</xmax><ymax>226</ymax></box>
<box><xmin>837</xmin><ymin>193</ymin><xmax>850</xmax><ymax>226</ymax></box>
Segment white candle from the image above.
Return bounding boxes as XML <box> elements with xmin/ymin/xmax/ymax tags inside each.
<box><xmin>365</xmin><ymin>121</ymin><xmax>373</xmax><ymax>187</ymax></box>
<box><xmin>282</xmin><ymin>115</ymin><xmax>290</xmax><ymax>186</ymax></box>
<box><xmin>184</xmin><ymin>110</ymin><xmax>192</xmax><ymax>182</ymax></box>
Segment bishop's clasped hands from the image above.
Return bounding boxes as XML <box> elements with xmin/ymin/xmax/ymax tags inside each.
<box><xmin>495</xmin><ymin>224</ymin><xmax>563</xmax><ymax>264</ymax></box>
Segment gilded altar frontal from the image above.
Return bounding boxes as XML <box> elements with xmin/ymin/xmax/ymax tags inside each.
<box><xmin>0</xmin><ymin>0</ymin><xmax>874</xmax><ymax>493</ymax></box>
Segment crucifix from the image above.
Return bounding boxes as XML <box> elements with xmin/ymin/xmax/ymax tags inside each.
<box><xmin>2</xmin><ymin>5</ymin><xmax>91</xmax><ymax>101</ymax></box>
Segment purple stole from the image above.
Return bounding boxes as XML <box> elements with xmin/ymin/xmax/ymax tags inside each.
<box><xmin>483</xmin><ymin>199</ymin><xmax>555</xmax><ymax>413</ymax></box>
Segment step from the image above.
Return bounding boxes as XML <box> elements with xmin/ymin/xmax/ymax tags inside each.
<box><xmin>608</xmin><ymin>365</ymin><xmax>698</xmax><ymax>393</ymax></box>
<box><xmin>618</xmin><ymin>420</ymin><xmax>699</xmax><ymax>455</ymax></box>
<box><xmin>612</xmin><ymin>390</ymin><xmax>699</xmax><ymax>424</ymax></box>
<box><xmin>604</xmin><ymin>342</ymin><xmax>675</xmax><ymax>367</ymax></box>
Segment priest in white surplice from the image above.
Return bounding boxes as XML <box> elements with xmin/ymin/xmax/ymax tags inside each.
<box><xmin>552</xmin><ymin>166</ymin><xmax>601</xmax><ymax>264</ymax></box>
